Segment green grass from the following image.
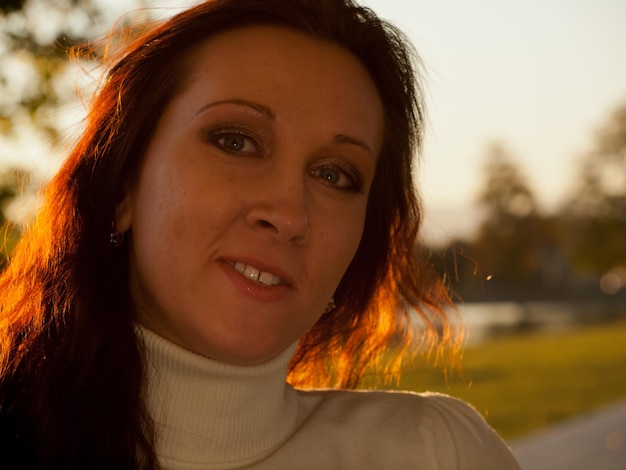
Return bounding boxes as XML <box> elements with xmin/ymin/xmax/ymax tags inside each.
<box><xmin>379</xmin><ymin>319</ymin><xmax>626</xmax><ymax>439</ymax></box>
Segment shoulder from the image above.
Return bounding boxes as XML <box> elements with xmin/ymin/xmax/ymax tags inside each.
<box><xmin>295</xmin><ymin>389</ymin><xmax>520</xmax><ymax>469</ymax></box>
<box><xmin>415</xmin><ymin>392</ymin><xmax>521</xmax><ymax>468</ymax></box>
<box><xmin>298</xmin><ymin>387</ymin><xmax>480</xmax><ymax>427</ymax></box>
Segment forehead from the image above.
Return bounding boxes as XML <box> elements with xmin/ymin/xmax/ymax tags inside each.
<box><xmin>185</xmin><ymin>23</ymin><xmax>371</xmax><ymax>77</ymax></box>
<box><xmin>175</xmin><ymin>24</ymin><xmax>384</xmax><ymax>151</ymax></box>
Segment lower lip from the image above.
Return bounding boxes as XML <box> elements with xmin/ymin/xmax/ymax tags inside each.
<box><xmin>219</xmin><ymin>261</ymin><xmax>291</xmax><ymax>302</ymax></box>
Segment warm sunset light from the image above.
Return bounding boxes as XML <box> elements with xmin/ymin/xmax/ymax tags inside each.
<box><xmin>1</xmin><ymin>3</ymin><xmax>625</xmax><ymax>469</ymax></box>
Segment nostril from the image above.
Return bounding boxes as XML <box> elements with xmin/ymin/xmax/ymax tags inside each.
<box><xmin>258</xmin><ymin>219</ymin><xmax>275</xmax><ymax>229</ymax></box>
<box><xmin>247</xmin><ymin>205</ymin><xmax>311</xmax><ymax>242</ymax></box>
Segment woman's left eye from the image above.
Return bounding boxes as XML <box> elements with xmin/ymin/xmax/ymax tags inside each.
<box><xmin>311</xmin><ymin>164</ymin><xmax>363</xmax><ymax>192</ymax></box>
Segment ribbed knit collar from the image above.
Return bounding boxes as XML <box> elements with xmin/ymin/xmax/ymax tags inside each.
<box><xmin>138</xmin><ymin>325</ymin><xmax>299</xmax><ymax>470</ymax></box>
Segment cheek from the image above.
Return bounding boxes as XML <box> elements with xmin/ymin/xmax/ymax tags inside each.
<box><xmin>134</xmin><ymin>153</ymin><xmax>198</xmax><ymax>226</ymax></box>
<box><xmin>324</xmin><ymin>206</ymin><xmax>368</xmax><ymax>278</ymax></box>
<box><xmin>128</xmin><ymin>168</ymin><xmax>192</xmax><ymax>277</ymax></box>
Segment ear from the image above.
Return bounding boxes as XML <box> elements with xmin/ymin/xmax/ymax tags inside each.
<box><xmin>114</xmin><ymin>192</ymin><xmax>133</xmax><ymax>233</ymax></box>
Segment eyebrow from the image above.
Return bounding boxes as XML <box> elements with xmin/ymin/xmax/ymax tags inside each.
<box><xmin>194</xmin><ymin>99</ymin><xmax>375</xmax><ymax>158</ymax></box>
<box><xmin>333</xmin><ymin>134</ymin><xmax>375</xmax><ymax>158</ymax></box>
<box><xmin>194</xmin><ymin>99</ymin><xmax>276</xmax><ymax>120</ymax></box>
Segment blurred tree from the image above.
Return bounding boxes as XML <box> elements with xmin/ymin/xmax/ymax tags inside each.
<box><xmin>0</xmin><ymin>0</ymin><xmax>164</xmax><ymax>146</ymax></box>
<box><xmin>0</xmin><ymin>0</ymin><xmax>168</xmax><ymax>251</ymax></box>
<box><xmin>0</xmin><ymin>168</ymin><xmax>18</xmax><ymax>227</ymax></box>
<box><xmin>0</xmin><ymin>0</ymin><xmax>108</xmax><ymax>143</ymax></box>
<box><xmin>442</xmin><ymin>143</ymin><xmax>568</xmax><ymax>301</ymax></box>
<box><xmin>565</xmin><ymin>102</ymin><xmax>626</xmax><ymax>276</ymax></box>
<box><xmin>0</xmin><ymin>0</ymin><xmax>109</xmax><ymax>265</ymax></box>
<box><xmin>477</xmin><ymin>142</ymin><xmax>538</xmax><ymax>230</ymax></box>
<box><xmin>0</xmin><ymin>0</ymin><xmax>27</xmax><ymax>15</ymax></box>
<box><xmin>0</xmin><ymin>167</ymin><xmax>27</xmax><ymax>268</ymax></box>
<box><xmin>473</xmin><ymin>143</ymin><xmax>541</xmax><ymax>281</ymax></box>
<box><xmin>434</xmin><ymin>102</ymin><xmax>626</xmax><ymax>302</ymax></box>
<box><xmin>568</xmin><ymin>103</ymin><xmax>626</xmax><ymax>218</ymax></box>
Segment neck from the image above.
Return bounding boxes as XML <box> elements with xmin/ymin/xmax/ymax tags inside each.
<box><xmin>138</xmin><ymin>325</ymin><xmax>299</xmax><ymax>467</ymax></box>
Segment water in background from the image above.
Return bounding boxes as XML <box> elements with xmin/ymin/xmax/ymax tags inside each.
<box><xmin>458</xmin><ymin>300</ymin><xmax>626</xmax><ymax>345</ymax></box>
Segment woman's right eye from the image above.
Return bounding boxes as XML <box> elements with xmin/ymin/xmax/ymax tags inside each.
<box><xmin>209</xmin><ymin>130</ymin><xmax>260</xmax><ymax>155</ymax></box>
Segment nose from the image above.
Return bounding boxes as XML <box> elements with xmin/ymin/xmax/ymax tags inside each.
<box><xmin>244</xmin><ymin>172</ymin><xmax>311</xmax><ymax>244</ymax></box>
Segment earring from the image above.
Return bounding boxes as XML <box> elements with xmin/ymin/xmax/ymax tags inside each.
<box><xmin>109</xmin><ymin>230</ymin><xmax>124</xmax><ymax>247</ymax></box>
<box><xmin>323</xmin><ymin>298</ymin><xmax>336</xmax><ymax>314</ymax></box>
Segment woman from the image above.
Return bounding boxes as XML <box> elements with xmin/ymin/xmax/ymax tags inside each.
<box><xmin>0</xmin><ymin>0</ymin><xmax>520</xmax><ymax>468</ymax></box>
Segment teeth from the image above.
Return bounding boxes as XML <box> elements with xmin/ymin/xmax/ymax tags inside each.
<box><xmin>258</xmin><ymin>271</ymin><xmax>275</xmax><ymax>285</ymax></box>
<box><xmin>243</xmin><ymin>264</ymin><xmax>260</xmax><ymax>281</ymax></box>
<box><xmin>231</xmin><ymin>262</ymin><xmax>283</xmax><ymax>286</ymax></box>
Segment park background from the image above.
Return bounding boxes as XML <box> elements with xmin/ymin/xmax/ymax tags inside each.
<box><xmin>1</xmin><ymin>0</ymin><xmax>625</xmax><ymax>451</ymax></box>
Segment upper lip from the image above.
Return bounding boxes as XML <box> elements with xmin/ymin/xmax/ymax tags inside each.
<box><xmin>221</xmin><ymin>256</ymin><xmax>295</xmax><ymax>287</ymax></box>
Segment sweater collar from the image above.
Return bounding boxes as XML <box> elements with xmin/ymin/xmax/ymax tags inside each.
<box><xmin>138</xmin><ymin>325</ymin><xmax>299</xmax><ymax>469</ymax></box>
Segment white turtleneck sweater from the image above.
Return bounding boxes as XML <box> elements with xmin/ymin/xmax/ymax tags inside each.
<box><xmin>139</xmin><ymin>326</ymin><xmax>520</xmax><ymax>470</ymax></box>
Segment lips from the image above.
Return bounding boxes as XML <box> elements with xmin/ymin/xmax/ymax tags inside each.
<box><xmin>230</xmin><ymin>261</ymin><xmax>284</xmax><ymax>287</ymax></box>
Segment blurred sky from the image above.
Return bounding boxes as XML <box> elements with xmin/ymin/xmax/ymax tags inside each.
<box><xmin>3</xmin><ymin>0</ymin><xmax>626</xmax><ymax>241</ymax></box>
<box><xmin>361</xmin><ymin>0</ymin><xmax>626</xmax><ymax>240</ymax></box>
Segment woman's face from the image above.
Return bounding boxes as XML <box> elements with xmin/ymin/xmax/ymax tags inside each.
<box><xmin>119</xmin><ymin>25</ymin><xmax>384</xmax><ymax>364</ymax></box>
